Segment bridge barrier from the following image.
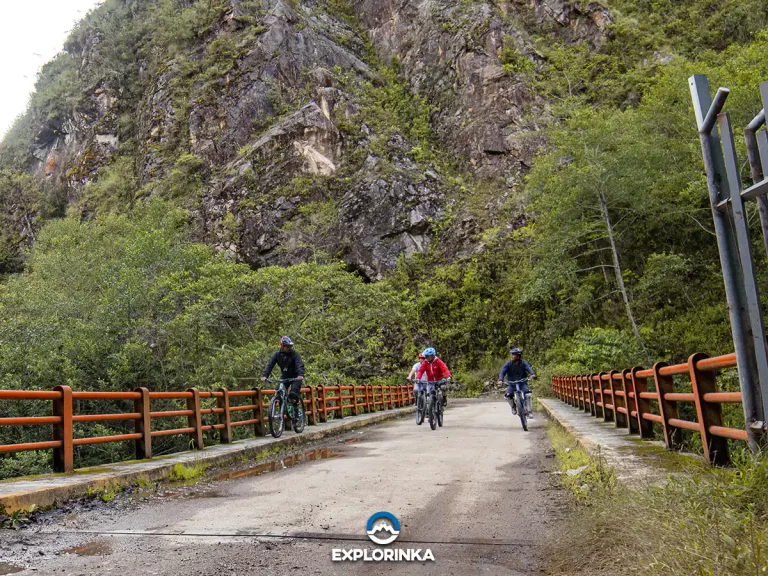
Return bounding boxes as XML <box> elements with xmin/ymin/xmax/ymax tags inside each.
<box><xmin>552</xmin><ymin>353</ymin><xmax>745</xmax><ymax>465</ymax></box>
<box><xmin>0</xmin><ymin>383</ymin><xmax>414</xmax><ymax>473</ymax></box>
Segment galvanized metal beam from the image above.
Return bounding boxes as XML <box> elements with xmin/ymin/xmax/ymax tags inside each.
<box><xmin>689</xmin><ymin>74</ymin><xmax>768</xmax><ymax>451</ymax></box>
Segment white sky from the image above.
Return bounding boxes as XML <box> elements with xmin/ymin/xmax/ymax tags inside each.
<box><xmin>0</xmin><ymin>0</ymin><xmax>104</xmax><ymax>138</ymax></box>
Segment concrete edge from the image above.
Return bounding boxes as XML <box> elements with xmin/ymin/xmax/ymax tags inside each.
<box><xmin>539</xmin><ymin>398</ymin><xmax>706</xmax><ymax>483</ymax></box>
<box><xmin>0</xmin><ymin>407</ymin><xmax>415</xmax><ymax>514</ymax></box>
<box><xmin>539</xmin><ymin>398</ymin><xmax>603</xmax><ymax>458</ymax></box>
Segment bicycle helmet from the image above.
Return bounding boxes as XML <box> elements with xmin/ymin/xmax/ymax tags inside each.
<box><xmin>423</xmin><ymin>347</ymin><xmax>436</xmax><ymax>356</ymax></box>
<box><xmin>418</xmin><ymin>353</ymin><xmax>426</xmax><ymax>359</ymax></box>
<box><xmin>510</xmin><ymin>347</ymin><xmax>523</xmax><ymax>355</ymax></box>
<box><xmin>280</xmin><ymin>336</ymin><xmax>295</xmax><ymax>347</ymax></box>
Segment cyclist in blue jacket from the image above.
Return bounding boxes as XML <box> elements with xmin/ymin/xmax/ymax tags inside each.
<box><xmin>498</xmin><ymin>347</ymin><xmax>536</xmax><ymax>418</ymax></box>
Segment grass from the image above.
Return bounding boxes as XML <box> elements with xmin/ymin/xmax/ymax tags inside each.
<box><xmin>545</xmin><ymin>425</ymin><xmax>768</xmax><ymax>576</ymax></box>
<box><xmin>169</xmin><ymin>461</ymin><xmax>206</xmax><ymax>482</ymax></box>
<box><xmin>547</xmin><ymin>422</ymin><xmax>616</xmax><ymax>503</ymax></box>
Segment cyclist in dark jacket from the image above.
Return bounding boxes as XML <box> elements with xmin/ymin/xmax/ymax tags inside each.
<box><xmin>498</xmin><ymin>347</ymin><xmax>536</xmax><ymax>418</ymax></box>
<box><xmin>261</xmin><ymin>336</ymin><xmax>305</xmax><ymax>403</ymax></box>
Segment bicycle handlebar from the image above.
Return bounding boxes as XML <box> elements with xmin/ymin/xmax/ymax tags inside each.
<box><xmin>264</xmin><ymin>377</ymin><xmax>301</xmax><ymax>384</ymax></box>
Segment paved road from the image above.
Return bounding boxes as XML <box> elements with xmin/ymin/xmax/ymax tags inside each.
<box><xmin>0</xmin><ymin>400</ymin><xmax>563</xmax><ymax>575</ymax></box>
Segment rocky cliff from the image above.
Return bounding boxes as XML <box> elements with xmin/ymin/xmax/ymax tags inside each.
<box><xmin>0</xmin><ymin>0</ymin><xmax>607</xmax><ymax>278</ymax></box>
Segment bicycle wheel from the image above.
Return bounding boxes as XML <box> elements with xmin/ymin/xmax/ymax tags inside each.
<box><xmin>428</xmin><ymin>394</ymin><xmax>437</xmax><ymax>430</ymax></box>
<box><xmin>516</xmin><ymin>393</ymin><xmax>528</xmax><ymax>432</ymax></box>
<box><xmin>437</xmin><ymin>392</ymin><xmax>444</xmax><ymax>427</ymax></box>
<box><xmin>292</xmin><ymin>398</ymin><xmax>305</xmax><ymax>434</ymax></box>
<box><xmin>269</xmin><ymin>394</ymin><xmax>285</xmax><ymax>438</ymax></box>
<box><xmin>416</xmin><ymin>393</ymin><xmax>425</xmax><ymax>425</ymax></box>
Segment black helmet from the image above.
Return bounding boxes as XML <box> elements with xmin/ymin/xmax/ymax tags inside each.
<box><xmin>510</xmin><ymin>347</ymin><xmax>523</xmax><ymax>355</ymax></box>
<box><xmin>280</xmin><ymin>336</ymin><xmax>295</xmax><ymax>347</ymax></box>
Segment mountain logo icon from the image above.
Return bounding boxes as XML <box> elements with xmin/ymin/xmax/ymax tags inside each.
<box><xmin>366</xmin><ymin>511</ymin><xmax>401</xmax><ymax>545</ymax></box>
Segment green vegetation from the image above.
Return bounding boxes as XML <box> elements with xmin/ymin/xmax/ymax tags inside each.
<box><xmin>0</xmin><ymin>504</ymin><xmax>38</xmax><ymax>530</ymax></box>
<box><xmin>547</xmin><ymin>425</ymin><xmax>768</xmax><ymax>576</ymax></box>
<box><xmin>547</xmin><ymin>423</ymin><xmax>615</xmax><ymax>503</ymax></box>
<box><xmin>169</xmin><ymin>461</ymin><xmax>206</xmax><ymax>482</ymax></box>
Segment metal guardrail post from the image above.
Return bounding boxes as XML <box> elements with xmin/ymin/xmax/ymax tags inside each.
<box><xmin>186</xmin><ymin>388</ymin><xmax>203</xmax><ymax>449</ymax></box>
<box><xmin>52</xmin><ymin>385</ymin><xmax>73</xmax><ymax>473</ymax></box>
<box><xmin>217</xmin><ymin>388</ymin><xmax>232</xmax><ymax>444</ymax></box>
<box><xmin>652</xmin><ymin>363</ymin><xmax>682</xmax><ymax>450</ymax></box>
<box><xmin>134</xmin><ymin>387</ymin><xmax>152</xmax><ymax>459</ymax></box>
<box><xmin>688</xmin><ymin>353</ymin><xmax>730</xmax><ymax>465</ymax></box>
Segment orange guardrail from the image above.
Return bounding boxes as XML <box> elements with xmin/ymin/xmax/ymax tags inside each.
<box><xmin>552</xmin><ymin>353</ymin><xmax>744</xmax><ymax>465</ymax></box>
<box><xmin>0</xmin><ymin>383</ymin><xmax>415</xmax><ymax>473</ymax></box>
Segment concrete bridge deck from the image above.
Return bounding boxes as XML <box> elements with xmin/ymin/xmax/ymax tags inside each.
<box><xmin>0</xmin><ymin>399</ymin><xmax>564</xmax><ymax>576</ymax></box>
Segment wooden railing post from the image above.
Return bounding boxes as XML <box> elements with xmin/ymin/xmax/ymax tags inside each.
<box><xmin>318</xmin><ymin>385</ymin><xmax>328</xmax><ymax>422</ymax></box>
<box><xmin>308</xmin><ymin>386</ymin><xmax>318</xmax><ymax>425</ymax></box>
<box><xmin>571</xmin><ymin>376</ymin><xmax>577</xmax><ymax>407</ymax></box>
<box><xmin>336</xmin><ymin>387</ymin><xmax>344</xmax><ymax>419</ymax></box>
<box><xmin>367</xmin><ymin>385</ymin><xmax>374</xmax><ymax>412</ymax></box>
<box><xmin>653</xmin><ymin>362</ymin><xmax>683</xmax><ymax>450</ymax></box>
<box><xmin>688</xmin><ymin>353</ymin><xmax>730</xmax><ymax>465</ymax></box>
<box><xmin>253</xmin><ymin>388</ymin><xmax>265</xmax><ymax>436</ymax></box>
<box><xmin>592</xmin><ymin>374</ymin><xmax>604</xmax><ymax>419</ymax></box>
<box><xmin>134</xmin><ymin>387</ymin><xmax>152</xmax><ymax>459</ymax></box>
<box><xmin>630</xmin><ymin>368</ymin><xmax>654</xmax><ymax>438</ymax></box>
<box><xmin>186</xmin><ymin>388</ymin><xmax>203</xmax><ymax>449</ymax></box>
<box><xmin>609</xmin><ymin>370</ymin><xmax>626</xmax><ymax>428</ymax></box>
<box><xmin>52</xmin><ymin>385</ymin><xmax>73</xmax><ymax>473</ymax></box>
<box><xmin>576</xmin><ymin>376</ymin><xmax>583</xmax><ymax>410</ymax></box>
<box><xmin>596</xmin><ymin>372</ymin><xmax>611</xmax><ymax>422</ymax></box>
<box><xmin>622</xmin><ymin>369</ymin><xmax>638</xmax><ymax>434</ymax></box>
<box><xmin>217</xmin><ymin>388</ymin><xmax>232</xmax><ymax>444</ymax></box>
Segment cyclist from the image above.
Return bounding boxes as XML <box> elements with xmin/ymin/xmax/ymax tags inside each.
<box><xmin>416</xmin><ymin>347</ymin><xmax>452</xmax><ymax>406</ymax></box>
<box><xmin>261</xmin><ymin>336</ymin><xmax>305</xmax><ymax>405</ymax></box>
<box><xmin>407</xmin><ymin>353</ymin><xmax>428</xmax><ymax>399</ymax></box>
<box><xmin>498</xmin><ymin>347</ymin><xmax>536</xmax><ymax>418</ymax></box>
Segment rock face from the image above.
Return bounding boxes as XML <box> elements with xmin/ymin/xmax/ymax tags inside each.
<box><xmin>1</xmin><ymin>0</ymin><xmax>608</xmax><ymax>279</ymax></box>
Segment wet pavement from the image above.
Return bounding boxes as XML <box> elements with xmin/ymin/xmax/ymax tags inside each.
<box><xmin>0</xmin><ymin>400</ymin><xmax>566</xmax><ymax>575</ymax></box>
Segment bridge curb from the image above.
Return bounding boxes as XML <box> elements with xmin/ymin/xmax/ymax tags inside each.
<box><xmin>539</xmin><ymin>398</ymin><xmax>704</xmax><ymax>482</ymax></box>
<box><xmin>0</xmin><ymin>406</ymin><xmax>415</xmax><ymax>514</ymax></box>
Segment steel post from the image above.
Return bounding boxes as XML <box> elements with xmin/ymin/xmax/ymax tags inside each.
<box><xmin>689</xmin><ymin>75</ymin><xmax>767</xmax><ymax>451</ymax></box>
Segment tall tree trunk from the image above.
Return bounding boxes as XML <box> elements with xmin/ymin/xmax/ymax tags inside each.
<box><xmin>598</xmin><ymin>191</ymin><xmax>649</xmax><ymax>359</ymax></box>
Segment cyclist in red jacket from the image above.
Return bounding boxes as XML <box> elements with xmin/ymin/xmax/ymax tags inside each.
<box><xmin>416</xmin><ymin>347</ymin><xmax>451</xmax><ymax>405</ymax></box>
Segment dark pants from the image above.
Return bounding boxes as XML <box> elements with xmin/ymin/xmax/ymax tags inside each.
<box><xmin>287</xmin><ymin>379</ymin><xmax>302</xmax><ymax>402</ymax></box>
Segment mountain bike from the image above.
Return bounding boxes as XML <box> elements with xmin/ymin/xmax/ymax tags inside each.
<box><xmin>505</xmin><ymin>377</ymin><xmax>530</xmax><ymax>432</ymax></box>
<box><xmin>266</xmin><ymin>378</ymin><xmax>305</xmax><ymax>438</ymax></box>
<box><xmin>427</xmin><ymin>379</ymin><xmax>450</xmax><ymax>430</ymax></box>
<box><xmin>408</xmin><ymin>379</ymin><xmax>427</xmax><ymax>425</ymax></box>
